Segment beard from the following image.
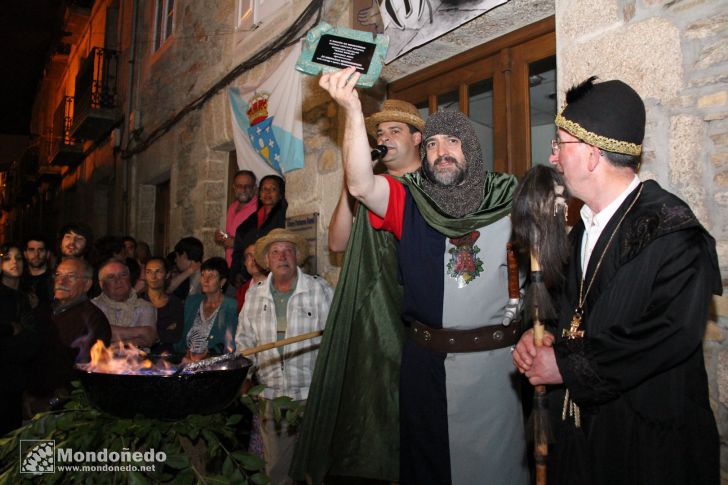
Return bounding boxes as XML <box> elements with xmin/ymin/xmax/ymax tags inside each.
<box><xmin>63</xmin><ymin>248</ymin><xmax>79</xmax><ymax>257</ymax></box>
<box><xmin>27</xmin><ymin>259</ymin><xmax>46</xmax><ymax>269</ymax></box>
<box><xmin>423</xmin><ymin>155</ymin><xmax>467</xmax><ymax>186</ymax></box>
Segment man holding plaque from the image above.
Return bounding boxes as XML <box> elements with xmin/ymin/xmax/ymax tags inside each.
<box><xmin>512</xmin><ymin>77</ymin><xmax>721</xmax><ymax>484</ymax></box>
<box><xmin>316</xmin><ymin>66</ymin><xmax>528</xmax><ymax>485</ymax></box>
<box><xmin>329</xmin><ymin>99</ymin><xmax>423</xmax><ymax>251</ymax></box>
<box><xmin>292</xmin><ymin>101</ymin><xmax>423</xmax><ymax>483</ymax></box>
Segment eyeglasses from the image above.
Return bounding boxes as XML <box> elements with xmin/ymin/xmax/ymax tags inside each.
<box><xmin>551</xmin><ymin>139</ymin><xmax>582</xmax><ymax>155</ymax></box>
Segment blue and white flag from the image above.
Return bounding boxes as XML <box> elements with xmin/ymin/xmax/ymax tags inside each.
<box><xmin>228</xmin><ymin>42</ymin><xmax>304</xmax><ymax>178</ymax></box>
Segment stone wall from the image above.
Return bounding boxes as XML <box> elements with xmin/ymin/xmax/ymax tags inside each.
<box><xmin>555</xmin><ymin>0</ymin><xmax>728</xmax><ymax>479</ymax></box>
<box><xmin>124</xmin><ymin>2</ymin><xmax>728</xmax><ymax>476</ymax></box>
<box><xmin>131</xmin><ymin>0</ymin><xmax>320</xmax><ymax>260</ymax></box>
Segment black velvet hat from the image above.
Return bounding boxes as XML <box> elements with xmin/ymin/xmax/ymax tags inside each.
<box><xmin>555</xmin><ymin>76</ymin><xmax>645</xmax><ymax>156</ymax></box>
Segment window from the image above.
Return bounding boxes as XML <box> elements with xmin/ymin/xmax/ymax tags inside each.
<box><xmin>388</xmin><ymin>17</ymin><xmax>555</xmax><ymax>177</ymax></box>
<box><xmin>153</xmin><ymin>0</ymin><xmax>175</xmax><ymax>51</ymax></box>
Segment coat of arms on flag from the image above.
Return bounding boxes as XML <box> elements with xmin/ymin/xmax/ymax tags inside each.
<box><xmin>246</xmin><ymin>92</ymin><xmax>283</xmax><ymax>173</ymax></box>
<box><xmin>229</xmin><ymin>42</ymin><xmax>304</xmax><ymax>179</ymax></box>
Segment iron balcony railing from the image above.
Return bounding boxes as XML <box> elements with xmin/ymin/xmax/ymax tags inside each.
<box><xmin>49</xmin><ymin>95</ymin><xmax>84</xmax><ymax>165</ymax></box>
<box><xmin>74</xmin><ymin>46</ymin><xmax>119</xmax><ymax>121</ymax></box>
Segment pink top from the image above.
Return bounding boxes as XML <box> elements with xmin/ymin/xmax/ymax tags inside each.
<box><xmin>225</xmin><ymin>197</ymin><xmax>257</xmax><ymax>266</ymax></box>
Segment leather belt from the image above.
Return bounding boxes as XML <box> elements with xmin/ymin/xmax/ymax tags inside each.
<box><xmin>408</xmin><ymin>320</ymin><xmax>520</xmax><ymax>353</ymax></box>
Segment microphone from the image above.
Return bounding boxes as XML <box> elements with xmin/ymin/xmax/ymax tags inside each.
<box><xmin>371</xmin><ymin>145</ymin><xmax>388</xmax><ymax>160</ymax></box>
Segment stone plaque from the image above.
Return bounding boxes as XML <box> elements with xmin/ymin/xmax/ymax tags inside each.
<box><xmin>296</xmin><ymin>21</ymin><xmax>389</xmax><ymax>88</ymax></box>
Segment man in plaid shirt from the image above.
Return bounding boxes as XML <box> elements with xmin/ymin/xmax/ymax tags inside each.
<box><xmin>236</xmin><ymin>228</ymin><xmax>333</xmax><ymax>484</ymax></box>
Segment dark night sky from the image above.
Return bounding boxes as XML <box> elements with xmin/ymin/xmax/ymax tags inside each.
<box><xmin>0</xmin><ymin>0</ymin><xmax>66</xmax><ymax>137</ymax></box>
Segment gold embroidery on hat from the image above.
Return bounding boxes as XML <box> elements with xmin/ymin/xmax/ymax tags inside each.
<box><xmin>555</xmin><ymin>113</ymin><xmax>642</xmax><ymax>156</ymax></box>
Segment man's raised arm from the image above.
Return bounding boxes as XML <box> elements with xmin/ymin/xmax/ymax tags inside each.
<box><xmin>328</xmin><ymin>186</ymin><xmax>357</xmax><ymax>252</ymax></box>
<box><xmin>319</xmin><ymin>67</ymin><xmax>389</xmax><ymax>218</ymax></box>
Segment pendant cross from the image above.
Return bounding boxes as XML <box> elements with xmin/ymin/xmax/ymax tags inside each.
<box><xmin>562</xmin><ymin>310</ymin><xmax>585</xmax><ymax>339</ymax></box>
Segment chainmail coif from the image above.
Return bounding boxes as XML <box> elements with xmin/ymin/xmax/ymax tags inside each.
<box><xmin>419</xmin><ymin>110</ymin><xmax>486</xmax><ymax>217</ymax></box>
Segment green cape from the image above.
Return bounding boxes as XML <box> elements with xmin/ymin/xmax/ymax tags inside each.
<box><xmin>290</xmin><ymin>172</ymin><xmax>517</xmax><ymax>483</ymax></box>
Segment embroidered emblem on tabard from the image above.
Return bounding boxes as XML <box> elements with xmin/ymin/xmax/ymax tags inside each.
<box><xmin>447</xmin><ymin>231</ymin><xmax>483</xmax><ymax>288</ymax></box>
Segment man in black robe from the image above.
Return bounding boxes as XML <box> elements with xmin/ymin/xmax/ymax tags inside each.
<box><xmin>513</xmin><ymin>76</ymin><xmax>721</xmax><ymax>484</ymax></box>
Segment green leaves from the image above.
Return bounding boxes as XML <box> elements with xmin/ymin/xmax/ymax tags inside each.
<box><xmin>231</xmin><ymin>451</ymin><xmax>265</xmax><ymax>471</ymax></box>
<box><xmin>163</xmin><ymin>453</ymin><xmax>189</xmax><ymax>469</ymax></box>
<box><xmin>269</xmin><ymin>396</ymin><xmax>305</xmax><ymax>428</ymax></box>
<box><xmin>128</xmin><ymin>470</ymin><xmax>148</xmax><ymax>485</ymax></box>
<box><xmin>0</xmin><ymin>386</ymin><xmax>269</xmax><ymax>484</ymax></box>
<box><xmin>250</xmin><ymin>472</ymin><xmax>272</xmax><ymax>484</ymax></box>
<box><xmin>226</xmin><ymin>414</ymin><xmax>243</xmax><ymax>426</ymax></box>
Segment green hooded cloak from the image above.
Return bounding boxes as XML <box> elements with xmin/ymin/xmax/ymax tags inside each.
<box><xmin>290</xmin><ymin>171</ymin><xmax>517</xmax><ymax>483</ymax></box>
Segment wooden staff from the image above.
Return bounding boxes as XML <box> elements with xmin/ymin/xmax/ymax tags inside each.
<box><xmin>530</xmin><ymin>252</ymin><xmax>548</xmax><ymax>485</ymax></box>
<box><xmin>240</xmin><ymin>330</ymin><xmax>323</xmax><ymax>357</ymax></box>
<box><xmin>178</xmin><ymin>331</ymin><xmax>324</xmax><ymax>375</ymax></box>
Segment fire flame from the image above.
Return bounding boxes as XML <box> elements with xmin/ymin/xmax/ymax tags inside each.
<box><xmin>78</xmin><ymin>340</ymin><xmax>176</xmax><ymax>375</ymax></box>
<box><xmin>225</xmin><ymin>327</ymin><xmax>235</xmax><ymax>354</ymax></box>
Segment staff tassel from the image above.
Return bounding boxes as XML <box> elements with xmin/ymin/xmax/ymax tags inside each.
<box><xmin>511</xmin><ymin>164</ymin><xmax>571</xmax><ymax>485</ymax></box>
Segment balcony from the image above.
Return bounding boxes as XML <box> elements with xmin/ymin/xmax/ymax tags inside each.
<box><xmin>50</xmin><ymin>96</ymin><xmax>85</xmax><ymax>167</ymax></box>
<box><xmin>71</xmin><ymin>47</ymin><xmax>121</xmax><ymax>141</ymax></box>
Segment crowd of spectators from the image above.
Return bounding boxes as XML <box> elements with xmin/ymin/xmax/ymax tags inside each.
<box><xmin>0</xmin><ymin>173</ymin><xmax>330</xmax><ymax>483</ymax></box>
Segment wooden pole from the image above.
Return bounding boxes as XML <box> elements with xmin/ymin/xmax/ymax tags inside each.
<box><xmin>240</xmin><ymin>330</ymin><xmax>323</xmax><ymax>357</ymax></box>
<box><xmin>530</xmin><ymin>252</ymin><xmax>548</xmax><ymax>485</ymax></box>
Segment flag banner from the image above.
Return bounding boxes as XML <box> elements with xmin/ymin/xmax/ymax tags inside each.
<box><xmin>228</xmin><ymin>42</ymin><xmax>304</xmax><ymax>178</ymax></box>
<box><xmin>378</xmin><ymin>0</ymin><xmax>508</xmax><ymax>63</ymax></box>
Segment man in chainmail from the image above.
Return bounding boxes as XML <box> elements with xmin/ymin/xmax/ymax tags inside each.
<box><xmin>417</xmin><ymin>109</ymin><xmax>486</xmax><ymax>216</ymax></box>
<box><xmin>318</xmin><ymin>67</ymin><xmax>528</xmax><ymax>485</ymax></box>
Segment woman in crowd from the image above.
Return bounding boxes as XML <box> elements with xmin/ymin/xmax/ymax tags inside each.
<box><xmin>1</xmin><ymin>244</ymin><xmax>25</xmax><ymax>292</ymax></box>
<box><xmin>141</xmin><ymin>256</ymin><xmax>184</xmax><ymax>354</ymax></box>
<box><xmin>0</xmin><ymin>243</ymin><xmax>38</xmax><ymax>311</ymax></box>
<box><xmin>0</xmin><ymin>244</ymin><xmax>37</xmax><ymax>434</ymax></box>
<box><xmin>235</xmin><ymin>243</ymin><xmax>269</xmax><ymax>313</ymax></box>
<box><xmin>230</xmin><ymin>175</ymin><xmax>287</xmax><ymax>286</ymax></box>
<box><xmin>174</xmin><ymin>257</ymin><xmax>237</xmax><ymax>359</ymax></box>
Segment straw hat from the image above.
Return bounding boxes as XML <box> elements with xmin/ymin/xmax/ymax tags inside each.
<box><xmin>364</xmin><ymin>99</ymin><xmax>425</xmax><ymax>137</ymax></box>
<box><xmin>254</xmin><ymin>228</ymin><xmax>308</xmax><ymax>270</ymax></box>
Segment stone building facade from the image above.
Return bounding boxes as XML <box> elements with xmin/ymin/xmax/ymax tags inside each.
<box><xmin>553</xmin><ymin>0</ymin><xmax>728</xmax><ymax>478</ymax></box>
<box><xmin>8</xmin><ymin>0</ymin><xmax>728</xmax><ymax>479</ymax></box>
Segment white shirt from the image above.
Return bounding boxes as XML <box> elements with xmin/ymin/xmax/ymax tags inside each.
<box><xmin>235</xmin><ymin>268</ymin><xmax>333</xmax><ymax>400</ymax></box>
<box><xmin>92</xmin><ymin>291</ymin><xmax>156</xmax><ymax>328</ymax></box>
<box><xmin>579</xmin><ymin>175</ymin><xmax>641</xmax><ymax>274</ymax></box>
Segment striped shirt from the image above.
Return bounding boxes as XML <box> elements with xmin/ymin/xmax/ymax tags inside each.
<box><xmin>235</xmin><ymin>268</ymin><xmax>333</xmax><ymax>400</ymax></box>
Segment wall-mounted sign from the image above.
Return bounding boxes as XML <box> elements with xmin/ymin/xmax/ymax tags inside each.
<box><xmin>286</xmin><ymin>212</ymin><xmax>319</xmax><ymax>275</ymax></box>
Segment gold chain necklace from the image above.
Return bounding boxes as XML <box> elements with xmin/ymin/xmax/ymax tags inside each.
<box><xmin>562</xmin><ymin>184</ymin><xmax>643</xmax><ymax>340</ymax></box>
<box><xmin>561</xmin><ymin>183</ymin><xmax>643</xmax><ymax>428</ymax></box>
